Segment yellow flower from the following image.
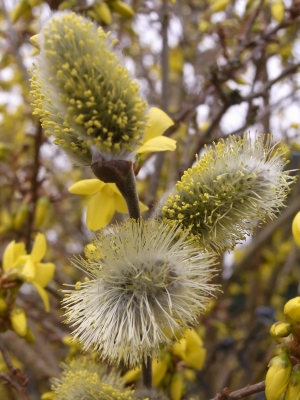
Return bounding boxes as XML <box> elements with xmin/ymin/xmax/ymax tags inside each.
<box><xmin>292</xmin><ymin>211</ymin><xmax>300</xmax><ymax>247</ymax></box>
<box><xmin>270</xmin><ymin>321</ymin><xmax>292</xmax><ymax>338</ymax></box>
<box><xmin>69</xmin><ymin>179</ymin><xmax>148</xmax><ymax>230</ymax></box>
<box><xmin>286</xmin><ymin>365</ymin><xmax>300</xmax><ymax>400</ymax></box>
<box><xmin>265</xmin><ymin>351</ymin><xmax>292</xmax><ymax>400</ymax></box>
<box><xmin>2</xmin><ymin>233</ymin><xmax>55</xmax><ymax>312</ymax></box>
<box><xmin>137</xmin><ymin>107</ymin><xmax>176</xmax><ymax>154</ymax></box>
<box><xmin>172</xmin><ymin>328</ymin><xmax>206</xmax><ymax>370</ymax></box>
<box><xmin>284</xmin><ymin>297</ymin><xmax>300</xmax><ymax>322</ymax></box>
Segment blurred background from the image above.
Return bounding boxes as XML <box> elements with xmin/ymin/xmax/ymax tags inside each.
<box><xmin>0</xmin><ymin>0</ymin><xmax>300</xmax><ymax>398</ymax></box>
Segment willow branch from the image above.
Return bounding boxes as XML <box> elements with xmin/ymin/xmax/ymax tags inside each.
<box><xmin>0</xmin><ymin>336</ymin><xmax>29</xmax><ymax>400</ymax></box>
<box><xmin>146</xmin><ymin>0</ymin><xmax>170</xmax><ymax>209</ymax></box>
<box><xmin>210</xmin><ymin>381</ymin><xmax>265</xmax><ymax>400</ymax></box>
<box><xmin>25</xmin><ymin>122</ymin><xmax>43</xmax><ymax>252</ymax></box>
<box><xmin>116</xmin><ymin>166</ymin><xmax>141</xmax><ymax>220</ymax></box>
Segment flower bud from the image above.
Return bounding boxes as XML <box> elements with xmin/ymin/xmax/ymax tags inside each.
<box><xmin>270</xmin><ymin>321</ymin><xmax>292</xmax><ymax>338</ymax></box>
<box><xmin>13</xmin><ymin>204</ymin><xmax>29</xmax><ymax>230</ymax></box>
<box><xmin>109</xmin><ymin>1</ymin><xmax>135</xmax><ymax>18</ymax></box>
<box><xmin>93</xmin><ymin>2</ymin><xmax>112</xmax><ymax>25</ymax></box>
<box><xmin>10</xmin><ymin>306</ymin><xmax>27</xmax><ymax>338</ymax></box>
<box><xmin>34</xmin><ymin>196</ymin><xmax>50</xmax><ymax>227</ymax></box>
<box><xmin>284</xmin><ymin>297</ymin><xmax>300</xmax><ymax>322</ymax></box>
<box><xmin>265</xmin><ymin>352</ymin><xmax>292</xmax><ymax>400</ymax></box>
<box><xmin>286</xmin><ymin>365</ymin><xmax>300</xmax><ymax>400</ymax></box>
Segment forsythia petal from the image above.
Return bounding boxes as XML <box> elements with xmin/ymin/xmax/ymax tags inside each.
<box><xmin>31</xmin><ymin>233</ymin><xmax>47</xmax><ymax>263</ymax></box>
<box><xmin>173</xmin><ymin>338</ymin><xmax>187</xmax><ymax>360</ymax></box>
<box><xmin>32</xmin><ymin>281</ymin><xmax>50</xmax><ymax>312</ymax></box>
<box><xmin>123</xmin><ymin>368</ymin><xmax>141</xmax><ymax>384</ymax></box>
<box><xmin>170</xmin><ymin>372</ymin><xmax>185</xmax><ymax>400</ymax></box>
<box><xmin>284</xmin><ymin>297</ymin><xmax>300</xmax><ymax>322</ymax></box>
<box><xmin>286</xmin><ymin>365</ymin><xmax>300</xmax><ymax>400</ymax></box>
<box><xmin>184</xmin><ymin>329</ymin><xmax>206</xmax><ymax>370</ymax></box>
<box><xmin>137</xmin><ymin>136</ymin><xmax>177</xmax><ymax>154</ymax></box>
<box><xmin>10</xmin><ymin>307</ymin><xmax>27</xmax><ymax>337</ymax></box>
<box><xmin>34</xmin><ymin>262</ymin><xmax>55</xmax><ymax>288</ymax></box>
<box><xmin>292</xmin><ymin>212</ymin><xmax>300</xmax><ymax>247</ymax></box>
<box><xmin>86</xmin><ymin>191</ymin><xmax>115</xmax><ymax>230</ymax></box>
<box><xmin>152</xmin><ymin>353</ymin><xmax>171</xmax><ymax>386</ymax></box>
<box><xmin>143</xmin><ymin>107</ymin><xmax>174</xmax><ymax>142</ymax></box>
<box><xmin>14</xmin><ymin>243</ymin><xmax>26</xmax><ymax>261</ymax></box>
<box><xmin>139</xmin><ymin>201</ymin><xmax>149</xmax><ymax>212</ymax></box>
<box><xmin>69</xmin><ymin>179</ymin><xmax>105</xmax><ymax>195</ymax></box>
<box><xmin>265</xmin><ymin>352</ymin><xmax>292</xmax><ymax>400</ymax></box>
<box><xmin>3</xmin><ymin>240</ymin><xmax>16</xmax><ymax>271</ymax></box>
<box><xmin>113</xmin><ymin>193</ymin><xmax>128</xmax><ymax>214</ymax></box>
<box><xmin>21</xmin><ymin>258</ymin><xmax>36</xmax><ymax>281</ymax></box>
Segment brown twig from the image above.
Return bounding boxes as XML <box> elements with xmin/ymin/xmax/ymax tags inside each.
<box><xmin>146</xmin><ymin>0</ymin><xmax>170</xmax><ymax>210</ymax></box>
<box><xmin>0</xmin><ymin>336</ymin><xmax>29</xmax><ymax>400</ymax></box>
<box><xmin>116</xmin><ymin>166</ymin><xmax>141</xmax><ymax>220</ymax></box>
<box><xmin>24</xmin><ymin>122</ymin><xmax>43</xmax><ymax>252</ymax></box>
<box><xmin>209</xmin><ymin>381</ymin><xmax>265</xmax><ymax>400</ymax></box>
<box><xmin>244</xmin><ymin>62</ymin><xmax>300</xmax><ymax>101</ymax></box>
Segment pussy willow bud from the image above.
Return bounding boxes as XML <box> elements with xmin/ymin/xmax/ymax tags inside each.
<box><xmin>30</xmin><ymin>12</ymin><xmax>147</xmax><ymax>170</ymax></box>
<box><xmin>155</xmin><ymin>134</ymin><xmax>294</xmax><ymax>251</ymax></box>
<box><xmin>284</xmin><ymin>297</ymin><xmax>300</xmax><ymax>322</ymax></box>
<box><xmin>265</xmin><ymin>351</ymin><xmax>292</xmax><ymax>400</ymax></box>
<box><xmin>270</xmin><ymin>321</ymin><xmax>292</xmax><ymax>338</ymax></box>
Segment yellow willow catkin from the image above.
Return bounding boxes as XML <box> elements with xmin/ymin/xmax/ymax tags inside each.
<box><xmin>51</xmin><ymin>356</ymin><xmax>126</xmax><ymax>400</ymax></box>
<box><xmin>30</xmin><ymin>12</ymin><xmax>147</xmax><ymax>165</ymax></box>
<box><xmin>155</xmin><ymin>134</ymin><xmax>295</xmax><ymax>252</ymax></box>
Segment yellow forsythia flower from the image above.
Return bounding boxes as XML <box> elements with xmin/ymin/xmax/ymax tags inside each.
<box><xmin>284</xmin><ymin>297</ymin><xmax>300</xmax><ymax>322</ymax></box>
<box><xmin>172</xmin><ymin>328</ymin><xmax>206</xmax><ymax>370</ymax></box>
<box><xmin>286</xmin><ymin>365</ymin><xmax>300</xmax><ymax>400</ymax></box>
<box><xmin>68</xmin><ymin>179</ymin><xmax>148</xmax><ymax>230</ymax></box>
<box><xmin>265</xmin><ymin>352</ymin><xmax>292</xmax><ymax>400</ymax></box>
<box><xmin>292</xmin><ymin>212</ymin><xmax>300</xmax><ymax>247</ymax></box>
<box><xmin>3</xmin><ymin>234</ymin><xmax>55</xmax><ymax>311</ymax></box>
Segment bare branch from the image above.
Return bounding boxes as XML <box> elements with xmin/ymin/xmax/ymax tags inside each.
<box><xmin>209</xmin><ymin>381</ymin><xmax>265</xmax><ymax>400</ymax></box>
